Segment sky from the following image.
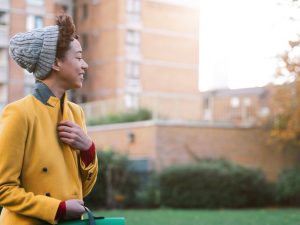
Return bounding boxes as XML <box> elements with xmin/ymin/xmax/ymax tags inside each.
<box><xmin>198</xmin><ymin>0</ymin><xmax>300</xmax><ymax>91</ymax></box>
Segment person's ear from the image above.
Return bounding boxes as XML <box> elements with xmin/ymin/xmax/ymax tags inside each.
<box><xmin>52</xmin><ymin>58</ymin><xmax>60</xmax><ymax>72</ymax></box>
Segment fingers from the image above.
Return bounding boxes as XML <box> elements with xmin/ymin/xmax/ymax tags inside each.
<box><xmin>57</xmin><ymin>121</ymin><xmax>79</xmax><ymax>135</ymax></box>
<box><xmin>78</xmin><ymin>200</ymin><xmax>84</xmax><ymax>206</ymax></box>
<box><xmin>58</xmin><ymin>120</ymin><xmax>76</xmax><ymax>127</ymax></box>
<box><xmin>57</xmin><ymin>121</ymin><xmax>81</xmax><ymax>145</ymax></box>
<box><xmin>58</xmin><ymin>131</ymin><xmax>75</xmax><ymax>139</ymax></box>
<box><xmin>65</xmin><ymin>199</ymin><xmax>85</xmax><ymax>219</ymax></box>
<box><xmin>57</xmin><ymin>125</ymin><xmax>74</xmax><ymax>133</ymax></box>
<box><xmin>73</xmin><ymin>199</ymin><xmax>84</xmax><ymax>206</ymax></box>
<box><xmin>57</xmin><ymin>120</ymin><xmax>92</xmax><ymax>151</ymax></box>
<box><xmin>60</xmin><ymin>137</ymin><xmax>75</xmax><ymax>146</ymax></box>
<box><xmin>58</xmin><ymin>129</ymin><xmax>82</xmax><ymax>146</ymax></box>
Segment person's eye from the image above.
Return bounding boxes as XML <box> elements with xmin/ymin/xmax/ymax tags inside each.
<box><xmin>76</xmin><ymin>57</ymin><xmax>82</xmax><ymax>61</ymax></box>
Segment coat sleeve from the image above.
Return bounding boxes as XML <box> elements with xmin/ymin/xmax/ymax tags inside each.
<box><xmin>0</xmin><ymin>103</ymin><xmax>61</xmax><ymax>224</ymax></box>
<box><xmin>78</xmin><ymin>107</ymin><xmax>98</xmax><ymax>197</ymax></box>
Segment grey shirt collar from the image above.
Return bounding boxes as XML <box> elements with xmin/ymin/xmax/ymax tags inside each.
<box><xmin>32</xmin><ymin>80</ymin><xmax>65</xmax><ymax>109</ymax></box>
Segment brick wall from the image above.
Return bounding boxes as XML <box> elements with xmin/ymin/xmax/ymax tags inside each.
<box><xmin>88</xmin><ymin>120</ymin><xmax>300</xmax><ymax>181</ymax></box>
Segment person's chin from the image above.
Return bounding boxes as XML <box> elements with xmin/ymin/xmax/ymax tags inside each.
<box><xmin>71</xmin><ymin>82</ymin><xmax>82</xmax><ymax>89</ymax></box>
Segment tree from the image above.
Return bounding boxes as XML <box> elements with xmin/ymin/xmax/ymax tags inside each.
<box><xmin>267</xmin><ymin>0</ymin><xmax>300</xmax><ymax>150</ymax></box>
<box><xmin>270</xmin><ymin>35</ymin><xmax>300</xmax><ymax>150</ymax></box>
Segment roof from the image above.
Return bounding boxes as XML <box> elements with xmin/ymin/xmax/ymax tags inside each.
<box><xmin>202</xmin><ymin>87</ymin><xmax>268</xmax><ymax>98</ymax></box>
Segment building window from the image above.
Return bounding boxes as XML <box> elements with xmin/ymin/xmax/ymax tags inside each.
<box><xmin>26</xmin><ymin>15</ymin><xmax>44</xmax><ymax>30</ymax></box>
<box><xmin>126</xmin><ymin>62</ymin><xmax>140</xmax><ymax>78</ymax></box>
<box><xmin>73</xmin><ymin>6</ymin><xmax>77</xmax><ymax>24</ymax></box>
<box><xmin>126</xmin><ymin>30</ymin><xmax>140</xmax><ymax>57</ymax></box>
<box><xmin>126</xmin><ymin>30</ymin><xmax>140</xmax><ymax>45</ymax></box>
<box><xmin>243</xmin><ymin>97</ymin><xmax>251</xmax><ymax>107</ymax></box>
<box><xmin>34</xmin><ymin>16</ymin><xmax>43</xmax><ymax>28</ymax></box>
<box><xmin>0</xmin><ymin>48</ymin><xmax>7</xmax><ymax>67</ymax></box>
<box><xmin>82</xmin><ymin>3</ymin><xmax>88</xmax><ymax>20</ymax></box>
<box><xmin>0</xmin><ymin>11</ymin><xmax>9</xmax><ymax>26</ymax></box>
<box><xmin>125</xmin><ymin>93</ymin><xmax>139</xmax><ymax>109</ymax></box>
<box><xmin>0</xmin><ymin>48</ymin><xmax>7</xmax><ymax>82</ymax></box>
<box><xmin>230</xmin><ymin>97</ymin><xmax>240</xmax><ymax>108</ymax></box>
<box><xmin>203</xmin><ymin>96</ymin><xmax>212</xmax><ymax>120</ymax></box>
<box><xmin>81</xmin><ymin>33</ymin><xmax>88</xmax><ymax>50</ymax></box>
<box><xmin>260</xmin><ymin>107</ymin><xmax>270</xmax><ymax>117</ymax></box>
<box><xmin>203</xmin><ymin>97</ymin><xmax>210</xmax><ymax>109</ymax></box>
<box><xmin>126</xmin><ymin>45</ymin><xmax>140</xmax><ymax>55</ymax></box>
<box><xmin>0</xmin><ymin>102</ymin><xmax>5</xmax><ymax>111</ymax></box>
<box><xmin>27</xmin><ymin>0</ymin><xmax>44</xmax><ymax>6</ymax></box>
<box><xmin>127</xmin><ymin>0</ymin><xmax>141</xmax><ymax>22</ymax></box>
<box><xmin>0</xmin><ymin>84</ymin><xmax>7</xmax><ymax>108</ymax></box>
<box><xmin>24</xmin><ymin>71</ymin><xmax>35</xmax><ymax>95</ymax></box>
<box><xmin>127</xmin><ymin>0</ymin><xmax>141</xmax><ymax>14</ymax></box>
<box><xmin>126</xmin><ymin>78</ymin><xmax>140</xmax><ymax>89</ymax></box>
<box><xmin>125</xmin><ymin>78</ymin><xmax>141</xmax><ymax>97</ymax></box>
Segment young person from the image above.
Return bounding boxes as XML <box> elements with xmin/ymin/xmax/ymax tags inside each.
<box><xmin>0</xmin><ymin>14</ymin><xmax>98</xmax><ymax>225</ymax></box>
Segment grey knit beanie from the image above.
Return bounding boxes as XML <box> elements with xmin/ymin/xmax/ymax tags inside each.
<box><xmin>9</xmin><ymin>25</ymin><xmax>59</xmax><ymax>80</ymax></box>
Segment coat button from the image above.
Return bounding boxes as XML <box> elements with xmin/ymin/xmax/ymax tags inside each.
<box><xmin>45</xmin><ymin>192</ymin><xmax>51</xmax><ymax>197</ymax></box>
<box><xmin>87</xmin><ymin>173</ymin><xmax>93</xmax><ymax>180</ymax></box>
<box><xmin>42</xmin><ymin>167</ymin><xmax>48</xmax><ymax>172</ymax></box>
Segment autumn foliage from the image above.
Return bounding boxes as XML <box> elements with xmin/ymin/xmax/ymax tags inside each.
<box><xmin>270</xmin><ymin>36</ymin><xmax>300</xmax><ymax>149</ymax></box>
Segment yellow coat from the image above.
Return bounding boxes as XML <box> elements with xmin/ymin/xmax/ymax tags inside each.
<box><xmin>0</xmin><ymin>84</ymin><xmax>98</xmax><ymax>225</ymax></box>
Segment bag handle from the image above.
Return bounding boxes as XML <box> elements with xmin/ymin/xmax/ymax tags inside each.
<box><xmin>84</xmin><ymin>207</ymin><xmax>96</xmax><ymax>225</ymax></box>
<box><xmin>84</xmin><ymin>207</ymin><xmax>104</xmax><ymax>225</ymax></box>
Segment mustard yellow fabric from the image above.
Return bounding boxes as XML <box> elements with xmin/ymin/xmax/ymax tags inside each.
<box><xmin>0</xmin><ymin>92</ymin><xmax>98</xmax><ymax>225</ymax></box>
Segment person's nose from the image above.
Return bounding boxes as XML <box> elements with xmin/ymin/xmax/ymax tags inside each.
<box><xmin>82</xmin><ymin>59</ymin><xmax>88</xmax><ymax>71</ymax></box>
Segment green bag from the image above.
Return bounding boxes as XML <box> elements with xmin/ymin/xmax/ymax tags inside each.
<box><xmin>58</xmin><ymin>207</ymin><xmax>125</xmax><ymax>225</ymax></box>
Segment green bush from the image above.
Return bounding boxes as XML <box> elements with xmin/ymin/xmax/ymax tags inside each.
<box><xmin>84</xmin><ymin>150</ymin><xmax>139</xmax><ymax>209</ymax></box>
<box><xmin>87</xmin><ymin>108</ymin><xmax>152</xmax><ymax>126</ymax></box>
<box><xmin>132</xmin><ymin>173</ymin><xmax>160</xmax><ymax>208</ymax></box>
<box><xmin>159</xmin><ymin>159</ymin><xmax>274</xmax><ymax>208</ymax></box>
<box><xmin>276</xmin><ymin>167</ymin><xmax>300</xmax><ymax>206</ymax></box>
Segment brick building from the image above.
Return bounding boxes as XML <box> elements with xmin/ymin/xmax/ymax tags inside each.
<box><xmin>72</xmin><ymin>0</ymin><xmax>199</xmax><ymax>103</ymax></box>
<box><xmin>202</xmin><ymin>86</ymin><xmax>271</xmax><ymax>127</ymax></box>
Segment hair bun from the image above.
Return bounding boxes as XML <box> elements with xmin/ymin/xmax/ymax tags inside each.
<box><xmin>55</xmin><ymin>14</ymin><xmax>77</xmax><ymax>59</ymax></box>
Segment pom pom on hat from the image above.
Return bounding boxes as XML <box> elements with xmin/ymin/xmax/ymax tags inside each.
<box><xmin>9</xmin><ymin>25</ymin><xmax>59</xmax><ymax>80</ymax></box>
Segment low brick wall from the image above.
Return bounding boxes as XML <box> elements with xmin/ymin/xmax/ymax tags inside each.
<box><xmin>88</xmin><ymin>120</ymin><xmax>300</xmax><ymax>180</ymax></box>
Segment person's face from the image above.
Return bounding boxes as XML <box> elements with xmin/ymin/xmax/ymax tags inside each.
<box><xmin>56</xmin><ymin>39</ymin><xmax>88</xmax><ymax>90</ymax></box>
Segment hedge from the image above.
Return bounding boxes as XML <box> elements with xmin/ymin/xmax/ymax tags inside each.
<box><xmin>87</xmin><ymin>108</ymin><xmax>152</xmax><ymax>126</ymax></box>
<box><xmin>159</xmin><ymin>159</ymin><xmax>274</xmax><ymax>208</ymax></box>
<box><xmin>276</xmin><ymin>167</ymin><xmax>300</xmax><ymax>206</ymax></box>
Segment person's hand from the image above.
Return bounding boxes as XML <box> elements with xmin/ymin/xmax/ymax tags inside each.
<box><xmin>57</xmin><ymin>120</ymin><xmax>92</xmax><ymax>151</ymax></box>
<box><xmin>65</xmin><ymin>199</ymin><xmax>85</xmax><ymax>220</ymax></box>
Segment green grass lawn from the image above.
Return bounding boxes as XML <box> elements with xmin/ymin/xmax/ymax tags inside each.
<box><xmin>94</xmin><ymin>209</ymin><xmax>300</xmax><ymax>225</ymax></box>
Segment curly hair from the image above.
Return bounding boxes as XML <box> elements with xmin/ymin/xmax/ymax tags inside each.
<box><xmin>56</xmin><ymin>14</ymin><xmax>78</xmax><ymax>59</ymax></box>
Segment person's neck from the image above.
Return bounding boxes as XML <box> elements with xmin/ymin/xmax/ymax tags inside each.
<box><xmin>41</xmin><ymin>79</ymin><xmax>65</xmax><ymax>100</ymax></box>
